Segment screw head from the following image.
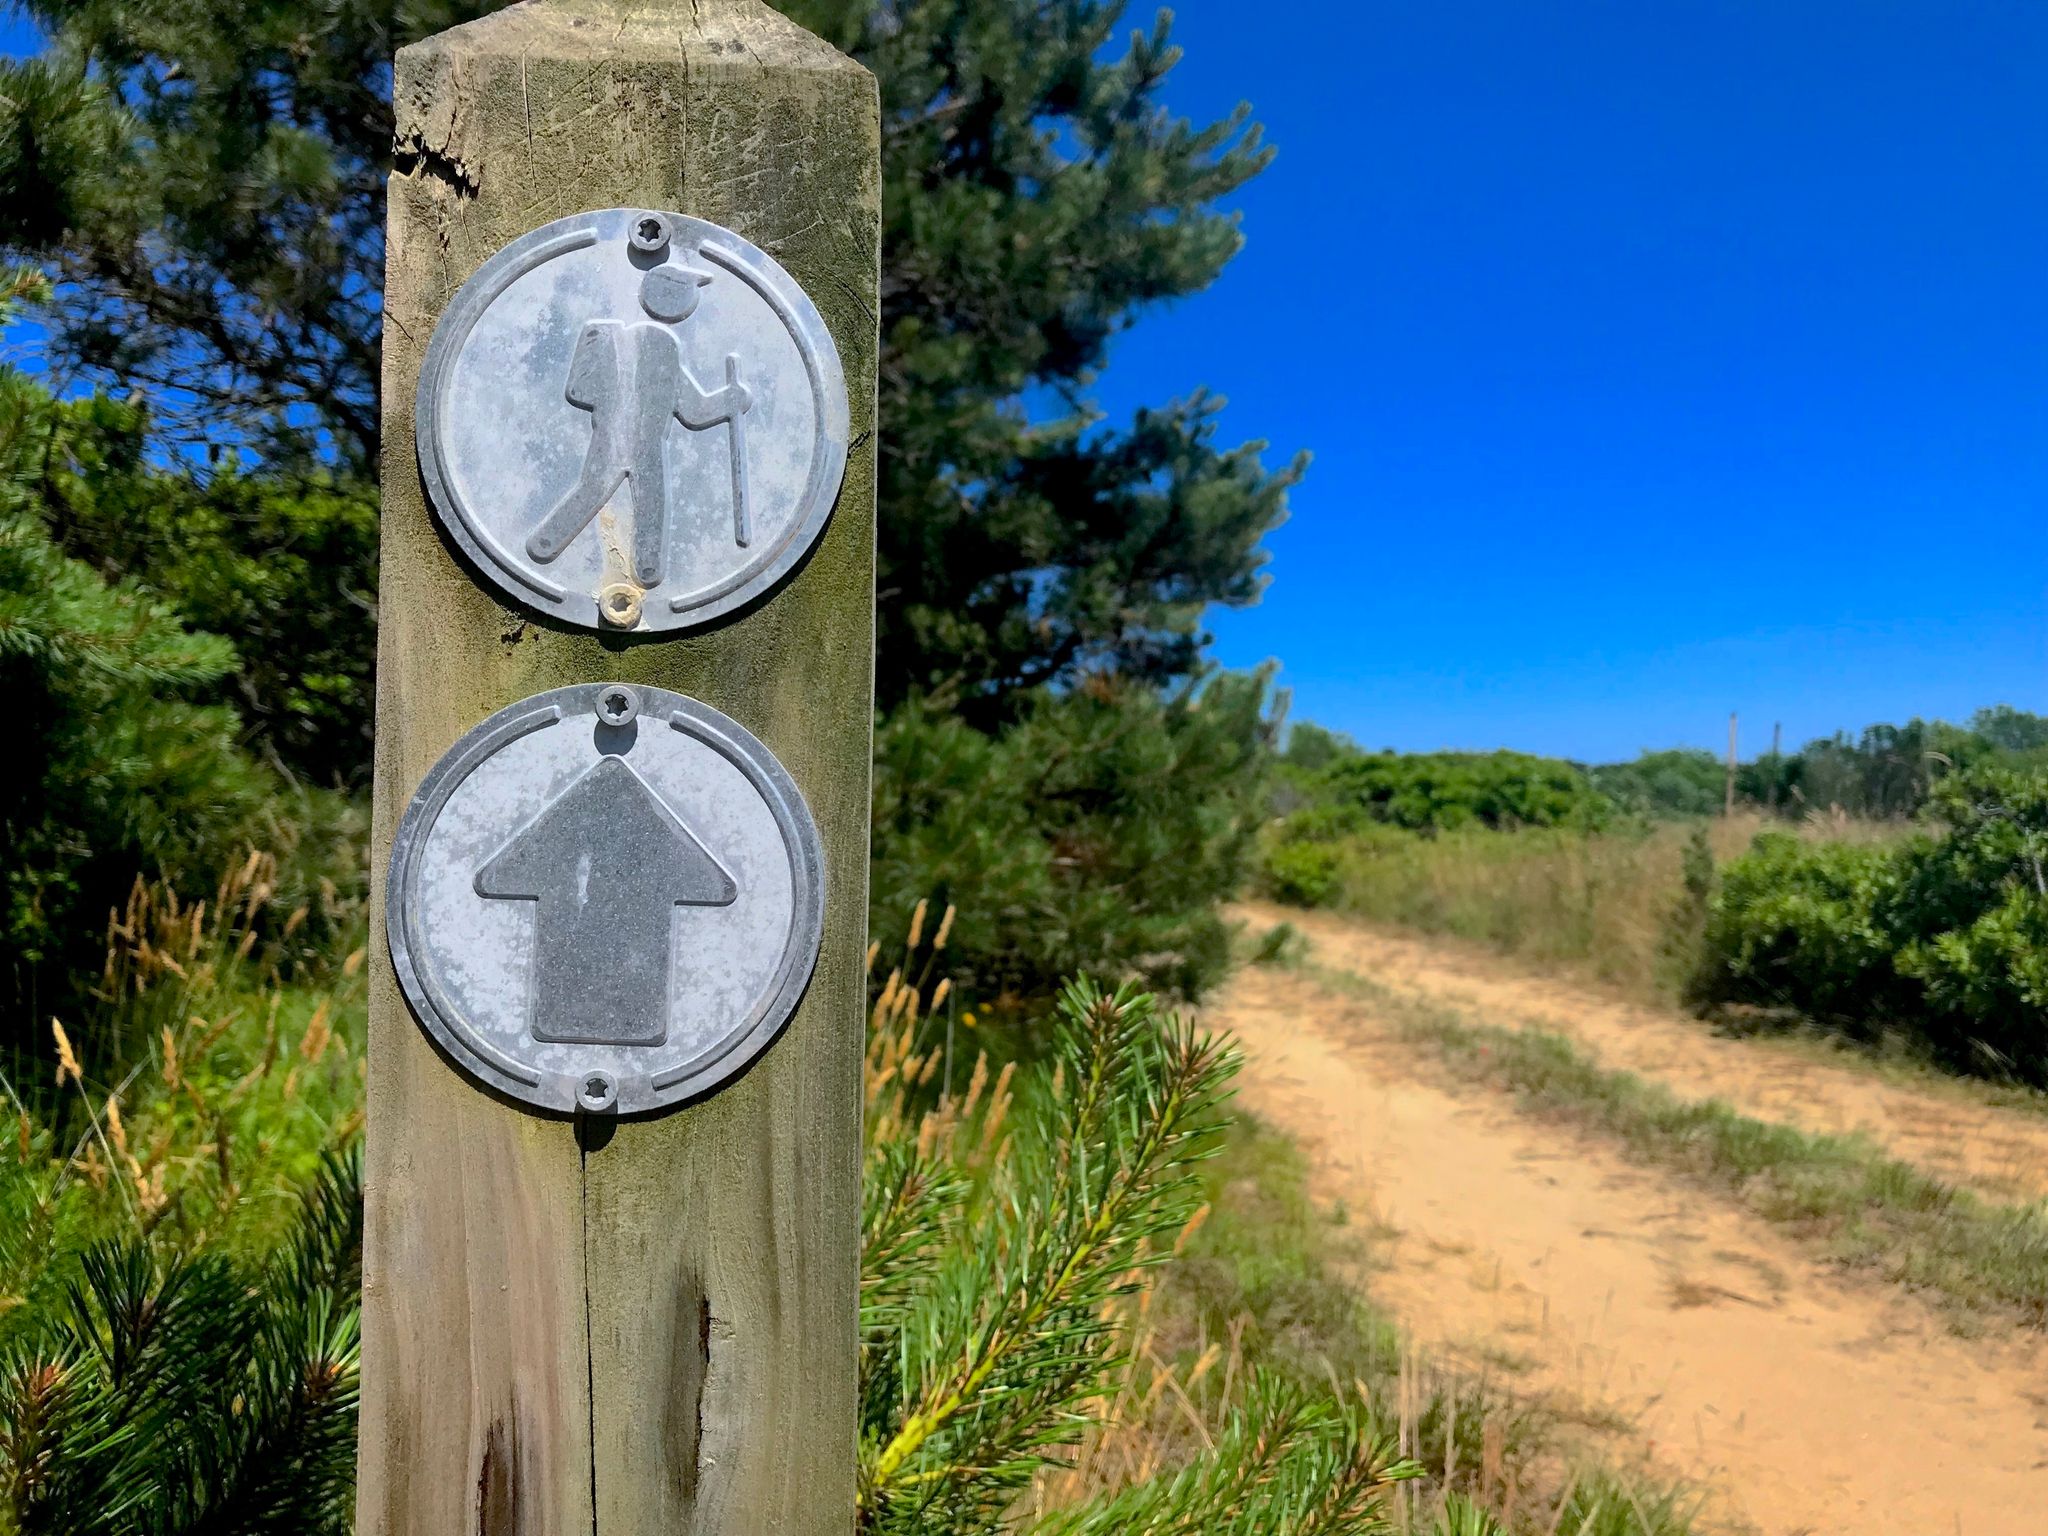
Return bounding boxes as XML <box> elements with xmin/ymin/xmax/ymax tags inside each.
<box><xmin>578</xmin><ymin>1073</ymin><xmax>618</xmax><ymax>1114</ymax></box>
<box><xmin>628</xmin><ymin>213</ymin><xmax>671</xmax><ymax>255</ymax></box>
<box><xmin>596</xmin><ymin>685</ymin><xmax>640</xmax><ymax>727</ymax></box>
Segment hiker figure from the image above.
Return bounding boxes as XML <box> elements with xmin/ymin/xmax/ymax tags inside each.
<box><xmin>527</xmin><ymin>262</ymin><xmax>754</xmax><ymax>589</ymax></box>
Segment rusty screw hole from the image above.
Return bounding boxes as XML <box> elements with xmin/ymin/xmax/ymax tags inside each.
<box><xmin>598</xmin><ymin>583</ymin><xmax>644</xmax><ymax>628</ymax></box>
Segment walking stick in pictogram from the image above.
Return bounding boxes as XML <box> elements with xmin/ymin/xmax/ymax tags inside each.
<box><xmin>726</xmin><ymin>353</ymin><xmax>752</xmax><ymax>548</ymax></box>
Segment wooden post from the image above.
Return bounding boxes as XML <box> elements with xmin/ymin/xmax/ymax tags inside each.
<box><xmin>357</xmin><ymin>4</ymin><xmax>878</xmax><ymax>1532</ymax></box>
<box><xmin>1768</xmin><ymin>720</ymin><xmax>1782</xmax><ymax>813</ymax></box>
<box><xmin>1725</xmin><ymin>711</ymin><xmax>1739</xmax><ymax>816</ymax></box>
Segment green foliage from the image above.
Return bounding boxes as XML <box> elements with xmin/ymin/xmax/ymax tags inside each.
<box><xmin>0</xmin><ymin>869</ymin><xmax>368</xmax><ymax>1535</ymax></box>
<box><xmin>1891</xmin><ymin>769</ymin><xmax>2048</xmax><ymax>1073</ymax></box>
<box><xmin>860</xmin><ymin>979</ymin><xmax>1232</xmax><ymax>1527</ymax></box>
<box><xmin>1968</xmin><ymin>705</ymin><xmax>2048</xmax><ymax>755</ymax></box>
<box><xmin>784</xmin><ymin>0</ymin><xmax>1298</xmax><ymax>709</ymax></box>
<box><xmin>0</xmin><ymin>1154</ymin><xmax>362</xmax><ymax>1535</ymax></box>
<box><xmin>1028</xmin><ymin>1375</ymin><xmax>1417</xmax><ymax>1536</ymax></box>
<box><xmin>1590</xmin><ymin>749</ymin><xmax>1725</xmax><ymax>819</ymax></box>
<box><xmin>1697</xmin><ymin>765</ymin><xmax>2048</xmax><ymax>1080</ymax></box>
<box><xmin>0</xmin><ymin>361</ymin><xmax>361</xmax><ymax>1035</ymax></box>
<box><xmin>1282</xmin><ymin>722</ymin><xmax>1358</xmax><ymax>776</ymax></box>
<box><xmin>1261</xmin><ymin>840</ymin><xmax>1346</xmax><ymax>908</ymax></box>
<box><xmin>0</xmin><ymin>0</ymin><xmax>498</xmax><ymax>468</ymax></box>
<box><xmin>1693</xmin><ymin>832</ymin><xmax>1906</xmax><ymax>1026</ymax></box>
<box><xmin>1608</xmin><ymin>707</ymin><xmax>2048</xmax><ymax>823</ymax></box>
<box><xmin>1253</xmin><ymin>801</ymin><xmax>1368</xmax><ymax>908</ymax></box>
<box><xmin>1255</xmin><ymin>746</ymin><xmax>1614</xmax><ymax>908</ymax></box>
<box><xmin>1324</xmin><ymin>751</ymin><xmax>1610</xmax><ymax>835</ymax></box>
<box><xmin>42</xmin><ymin>443</ymin><xmax>378</xmax><ymax>786</ymax></box>
<box><xmin>871</xmin><ymin>672</ymin><xmax>1277</xmax><ymax>1001</ymax></box>
<box><xmin>859</xmin><ymin>977</ymin><xmax>1425</xmax><ymax>1534</ymax></box>
<box><xmin>1760</xmin><ymin>707</ymin><xmax>2048</xmax><ymax>821</ymax></box>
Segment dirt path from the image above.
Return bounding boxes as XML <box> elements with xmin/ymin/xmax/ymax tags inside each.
<box><xmin>1241</xmin><ymin>901</ymin><xmax>2048</xmax><ymax>1206</ymax></box>
<box><xmin>1209</xmin><ymin>938</ymin><xmax>2048</xmax><ymax>1536</ymax></box>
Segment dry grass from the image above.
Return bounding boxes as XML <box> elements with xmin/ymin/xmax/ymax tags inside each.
<box><xmin>3</xmin><ymin>853</ymin><xmax>367</xmax><ymax>1263</ymax></box>
<box><xmin>1315</xmin><ymin>813</ymin><xmax>1908</xmax><ymax>1007</ymax></box>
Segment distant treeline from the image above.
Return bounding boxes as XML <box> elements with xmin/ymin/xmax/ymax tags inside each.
<box><xmin>1278</xmin><ymin>705</ymin><xmax>2048</xmax><ymax>830</ymax></box>
<box><xmin>1600</xmin><ymin>706</ymin><xmax>2048</xmax><ymax>821</ymax></box>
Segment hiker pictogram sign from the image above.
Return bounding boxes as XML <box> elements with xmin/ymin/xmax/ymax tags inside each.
<box><xmin>415</xmin><ymin>208</ymin><xmax>849</xmax><ymax>632</ymax></box>
<box><xmin>385</xmin><ymin>682</ymin><xmax>824</xmax><ymax>1116</ymax></box>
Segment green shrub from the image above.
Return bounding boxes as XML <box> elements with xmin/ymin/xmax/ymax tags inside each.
<box><xmin>43</xmin><ymin>438</ymin><xmax>380</xmax><ymax>787</ymax></box>
<box><xmin>0</xmin><ymin>355</ymin><xmax>364</xmax><ymax>1056</ymax></box>
<box><xmin>0</xmin><ymin>1154</ymin><xmax>364</xmax><ymax>1534</ymax></box>
<box><xmin>1590</xmin><ymin>749</ymin><xmax>1725</xmax><ymax>819</ymax></box>
<box><xmin>1691</xmin><ymin>832</ymin><xmax>1907</xmax><ymax>1030</ymax></box>
<box><xmin>860</xmin><ymin>977</ymin><xmax>1426</xmax><ymax>1534</ymax></box>
<box><xmin>1898</xmin><ymin>886</ymin><xmax>2048</xmax><ymax>1074</ymax></box>
<box><xmin>1324</xmin><ymin>750</ymin><xmax>1611</xmax><ymax>834</ymax></box>
<box><xmin>0</xmin><ymin>865</ymin><xmax>369</xmax><ymax>1534</ymax></box>
<box><xmin>1695</xmin><ymin>766</ymin><xmax>2048</xmax><ymax>1080</ymax></box>
<box><xmin>871</xmin><ymin>671</ymin><xmax>1276</xmax><ymax>1002</ymax></box>
<box><xmin>1262</xmin><ymin>839</ymin><xmax>1344</xmax><ymax>907</ymax></box>
<box><xmin>1891</xmin><ymin>769</ymin><xmax>2048</xmax><ymax>1076</ymax></box>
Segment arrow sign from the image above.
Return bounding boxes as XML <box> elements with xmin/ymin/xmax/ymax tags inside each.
<box><xmin>474</xmin><ymin>757</ymin><xmax>738</xmax><ymax>1047</ymax></box>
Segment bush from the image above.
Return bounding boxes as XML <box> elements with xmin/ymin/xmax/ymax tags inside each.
<box><xmin>1892</xmin><ymin>769</ymin><xmax>2048</xmax><ymax>1075</ymax></box>
<box><xmin>1691</xmin><ymin>832</ymin><xmax>1907</xmax><ymax>1029</ymax></box>
<box><xmin>0</xmin><ymin>359</ymin><xmax>364</xmax><ymax>1051</ymax></box>
<box><xmin>1324</xmin><ymin>750</ymin><xmax>1611</xmax><ymax>834</ymax></box>
<box><xmin>871</xmin><ymin>671</ymin><xmax>1277</xmax><ymax>1002</ymax></box>
<box><xmin>1261</xmin><ymin>839</ymin><xmax>1344</xmax><ymax>907</ymax></box>
<box><xmin>1254</xmin><ymin>801</ymin><xmax>1366</xmax><ymax>907</ymax></box>
<box><xmin>860</xmin><ymin>973</ymin><xmax>1433</xmax><ymax>1534</ymax></box>
<box><xmin>1590</xmin><ymin>749</ymin><xmax>1726</xmax><ymax>819</ymax></box>
<box><xmin>44</xmin><ymin>441</ymin><xmax>380</xmax><ymax>787</ymax></box>
<box><xmin>0</xmin><ymin>867</ymin><xmax>369</xmax><ymax>1534</ymax></box>
<box><xmin>1695</xmin><ymin>766</ymin><xmax>2048</xmax><ymax>1080</ymax></box>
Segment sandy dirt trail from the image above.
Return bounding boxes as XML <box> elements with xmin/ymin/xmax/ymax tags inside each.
<box><xmin>1240</xmin><ymin>901</ymin><xmax>2048</xmax><ymax>1205</ymax></box>
<box><xmin>1209</xmin><ymin>932</ymin><xmax>2048</xmax><ymax>1536</ymax></box>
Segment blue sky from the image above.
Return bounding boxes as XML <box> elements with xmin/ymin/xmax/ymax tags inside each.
<box><xmin>7</xmin><ymin>5</ymin><xmax>2042</xmax><ymax>763</ymax></box>
<box><xmin>1095</xmin><ymin>0</ymin><xmax>2048</xmax><ymax>761</ymax></box>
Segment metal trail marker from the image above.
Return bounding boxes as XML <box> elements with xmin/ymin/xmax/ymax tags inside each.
<box><xmin>414</xmin><ymin>203</ymin><xmax>847</xmax><ymax>632</ymax></box>
<box><xmin>358</xmin><ymin>4</ymin><xmax>878</xmax><ymax>1532</ymax></box>
<box><xmin>474</xmin><ymin>758</ymin><xmax>740</xmax><ymax>1049</ymax></box>
<box><xmin>384</xmin><ymin>681</ymin><xmax>825</xmax><ymax>1115</ymax></box>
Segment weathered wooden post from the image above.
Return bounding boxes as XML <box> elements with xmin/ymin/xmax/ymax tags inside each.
<box><xmin>357</xmin><ymin>3</ymin><xmax>878</xmax><ymax>1531</ymax></box>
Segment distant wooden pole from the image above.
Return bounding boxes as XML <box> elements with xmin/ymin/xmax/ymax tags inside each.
<box><xmin>1768</xmin><ymin>720</ymin><xmax>1782</xmax><ymax>812</ymax></box>
<box><xmin>357</xmin><ymin>4</ymin><xmax>878</xmax><ymax>1532</ymax></box>
<box><xmin>1725</xmin><ymin>711</ymin><xmax>1739</xmax><ymax>816</ymax></box>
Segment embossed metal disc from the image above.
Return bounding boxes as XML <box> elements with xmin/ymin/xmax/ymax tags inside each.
<box><xmin>386</xmin><ymin>683</ymin><xmax>825</xmax><ymax>1116</ymax></box>
<box><xmin>416</xmin><ymin>209</ymin><xmax>849</xmax><ymax>633</ymax></box>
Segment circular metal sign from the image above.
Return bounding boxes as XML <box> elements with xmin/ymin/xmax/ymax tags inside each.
<box><xmin>386</xmin><ymin>683</ymin><xmax>824</xmax><ymax>1116</ymax></box>
<box><xmin>416</xmin><ymin>208</ymin><xmax>849</xmax><ymax>632</ymax></box>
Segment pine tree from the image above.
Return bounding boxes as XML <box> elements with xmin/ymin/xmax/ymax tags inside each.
<box><xmin>0</xmin><ymin>271</ymin><xmax>359</xmax><ymax>1043</ymax></box>
<box><xmin>0</xmin><ymin>1152</ymin><xmax>364</xmax><ymax>1535</ymax></box>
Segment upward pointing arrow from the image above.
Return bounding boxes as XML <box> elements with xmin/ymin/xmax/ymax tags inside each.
<box><xmin>475</xmin><ymin>757</ymin><xmax>737</xmax><ymax>1047</ymax></box>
